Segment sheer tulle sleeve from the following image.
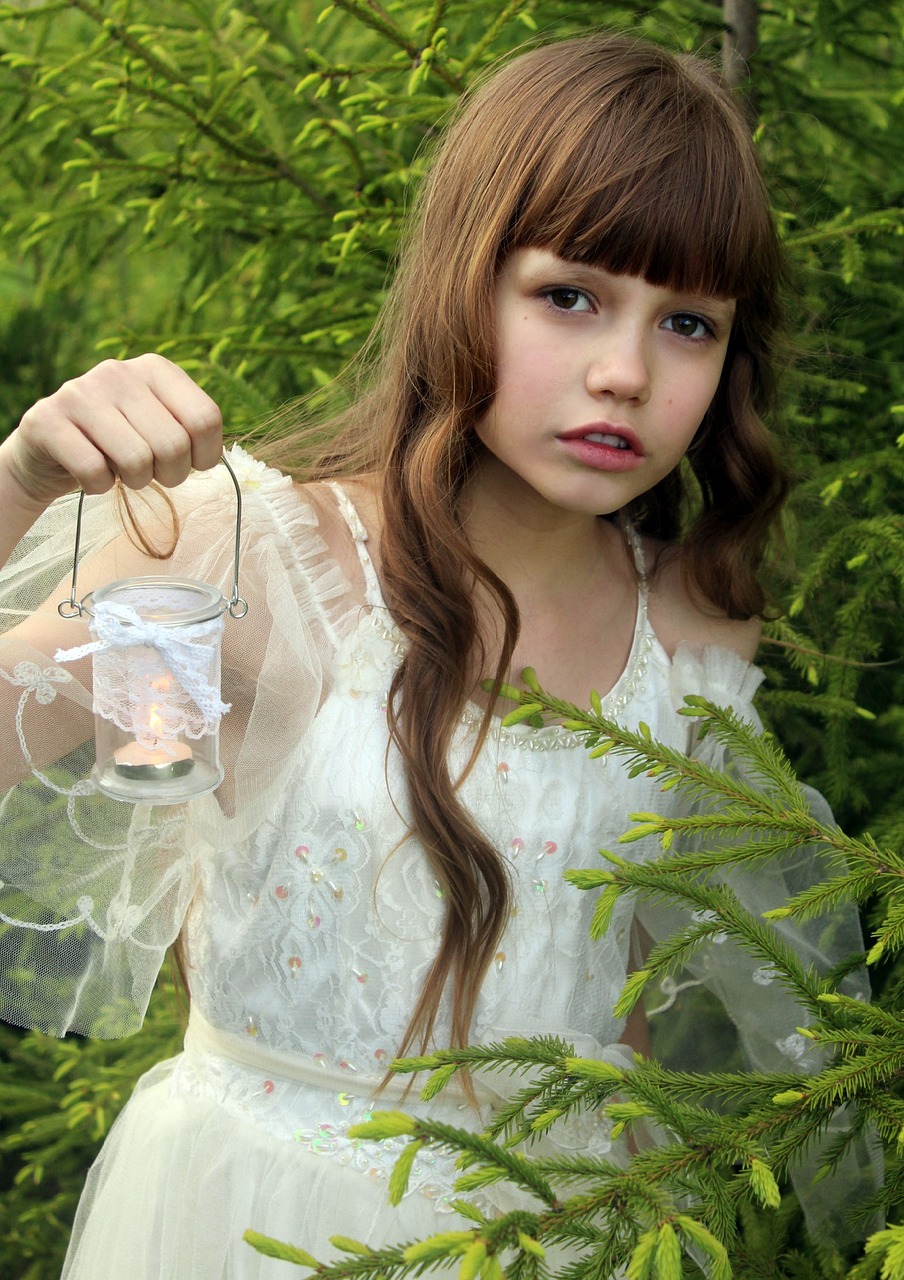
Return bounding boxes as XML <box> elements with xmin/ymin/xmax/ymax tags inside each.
<box><xmin>635</xmin><ymin>643</ymin><xmax>880</xmax><ymax>1246</ymax></box>
<box><xmin>0</xmin><ymin>449</ymin><xmax>345</xmax><ymax>1039</ymax></box>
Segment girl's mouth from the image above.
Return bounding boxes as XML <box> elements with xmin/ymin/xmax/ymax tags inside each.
<box><xmin>558</xmin><ymin>424</ymin><xmax>643</xmax><ymax>452</ymax></box>
<box><xmin>556</xmin><ymin>425</ymin><xmax>645</xmax><ymax>472</ymax></box>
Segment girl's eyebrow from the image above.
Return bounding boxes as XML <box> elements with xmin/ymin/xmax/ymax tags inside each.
<box><xmin>679</xmin><ymin>295</ymin><xmax>736</xmax><ymax>323</ymax></box>
<box><xmin>676</xmin><ymin>289</ymin><xmax>736</xmax><ymax>311</ymax></box>
<box><xmin>530</xmin><ymin>259</ymin><xmax>737</xmax><ymax>323</ymax></box>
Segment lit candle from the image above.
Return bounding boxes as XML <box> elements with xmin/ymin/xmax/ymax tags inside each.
<box><xmin>113</xmin><ymin>705</ymin><xmax>195</xmax><ymax>782</ymax></box>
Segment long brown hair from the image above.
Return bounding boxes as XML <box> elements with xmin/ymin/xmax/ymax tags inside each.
<box><xmin>258</xmin><ymin>35</ymin><xmax>791</xmax><ymax>1059</ymax></box>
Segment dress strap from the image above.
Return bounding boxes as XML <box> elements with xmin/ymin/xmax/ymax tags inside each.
<box><xmin>327</xmin><ymin>482</ymin><xmax>385</xmax><ymax>609</ymax></box>
<box><xmin>625</xmin><ymin>523</ymin><xmax>649</xmax><ymax>590</ymax></box>
<box><xmin>623</xmin><ymin>523</ymin><xmax>651</xmax><ymax>645</ymax></box>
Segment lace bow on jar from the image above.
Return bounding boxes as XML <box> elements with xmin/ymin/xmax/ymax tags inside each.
<box><xmin>54</xmin><ymin>456</ymin><xmax>248</xmax><ymax>805</ymax></box>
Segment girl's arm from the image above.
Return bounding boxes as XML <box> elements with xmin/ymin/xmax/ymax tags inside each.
<box><xmin>0</xmin><ymin>371</ymin><xmax>333</xmax><ymax>1039</ymax></box>
<box><xmin>621</xmin><ymin>919</ymin><xmax>652</xmax><ymax>1059</ymax></box>
<box><xmin>0</xmin><ymin>355</ymin><xmax>223</xmax><ymax>569</ymax></box>
<box><xmin>620</xmin><ymin>999</ymin><xmax>651</xmax><ymax>1058</ymax></box>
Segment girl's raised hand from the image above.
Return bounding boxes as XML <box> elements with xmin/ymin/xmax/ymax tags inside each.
<box><xmin>2</xmin><ymin>355</ymin><xmax>223</xmax><ymax>514</ymax></box>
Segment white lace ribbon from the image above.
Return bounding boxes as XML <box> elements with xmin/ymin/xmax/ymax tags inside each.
<box><xmin>54</xmin><ymin>601</ymin><xmax>230</xmax><ymax>730</ymax></box>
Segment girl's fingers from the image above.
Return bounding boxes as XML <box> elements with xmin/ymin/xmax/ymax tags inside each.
<box><xmin>130</xmin><ymin>354</ymin><xmax>224</xmax><ymax>474</ymax></box>
<box><xmin>14</xmin><ymin>356</ymin><xmax>224</xmax><ymax>503</ymax></box>
<box><xmin>74</xmin><ymin>376</ymin><xmax>198</xmax><ymax>491</ymax></box>
<box><xmin>10</xmin><ymin>407</ymin><xmax>122</xmax><ymax>498</ymax></box>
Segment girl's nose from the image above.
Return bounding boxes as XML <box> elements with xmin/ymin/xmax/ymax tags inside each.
<box><xmin>585</xmin><ymin>330</ymin><xmax>652</xmax><ymax>404</ymax></box>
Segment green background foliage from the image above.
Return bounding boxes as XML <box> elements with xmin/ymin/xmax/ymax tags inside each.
<box><xmin>0</xmin><ymin>0</ymin><xmax>901</xmax><ymax>1276</ymax></box>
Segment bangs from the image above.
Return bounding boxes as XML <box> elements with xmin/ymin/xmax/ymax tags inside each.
<box><xmin>496</xmin><ymin>50</ymin><xmax>779</xmax><ymax>304</ymax></box>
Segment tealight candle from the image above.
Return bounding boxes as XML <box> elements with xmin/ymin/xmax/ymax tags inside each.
<box><xmin>113</xmin><ymin>739</ymin><xmax>195</xmax><ymax>782</ymax></box>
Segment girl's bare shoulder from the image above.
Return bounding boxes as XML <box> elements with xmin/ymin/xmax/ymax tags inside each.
<box><xmin>642</xmin><ymin>538</ymin><xmax>762</xmax><ymax>663</ymax></box>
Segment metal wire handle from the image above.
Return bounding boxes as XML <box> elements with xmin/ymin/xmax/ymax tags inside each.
<box><xmin>57</xmin><ymin>453</ymin><xmax>248</xmax><ymax>621</ymax></box>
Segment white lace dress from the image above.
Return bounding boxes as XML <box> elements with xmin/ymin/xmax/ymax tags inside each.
<box><xmin>0</xmin><ymin>452</ymin><xmax>871</xmax><ymax>1278</ymax></box>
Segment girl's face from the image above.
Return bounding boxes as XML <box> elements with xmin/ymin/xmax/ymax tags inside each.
<box><xmin>474</xmin><ymin>249</ymin><xmax>735</xmax><ymax>521</ymax></box>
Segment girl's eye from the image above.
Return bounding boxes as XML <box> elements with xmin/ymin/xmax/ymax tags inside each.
<box><xmin>542</xmin><ymin>287</ymin><xmax>593</xmax><ymax>313</ymax></box>
<box><xmin>664</xmin><ymin>313</ymin><xmax>712</xmax><ymax>340</ymax></box>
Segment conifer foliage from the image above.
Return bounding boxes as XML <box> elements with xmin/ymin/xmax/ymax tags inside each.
<box><xmin>0</xmin><ymin>1</ymin><xmax>901</xmax><ymax>1277</ymax></box>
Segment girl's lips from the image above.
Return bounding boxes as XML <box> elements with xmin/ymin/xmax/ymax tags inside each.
<box><xmin>557</xmin><ymin>424</ymin><xmax>644</xmax><ymax>454</ymax></box>
<box><xmin>556</xmin><ymin>424</ymin><xmax>645</xmax><ymax>472</ymax></box>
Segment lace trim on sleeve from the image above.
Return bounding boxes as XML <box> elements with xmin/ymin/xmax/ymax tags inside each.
<box><xmin>0</xmin><ymin>451</ymin><xmax>355</xmax><ymax>1037</ymax></box>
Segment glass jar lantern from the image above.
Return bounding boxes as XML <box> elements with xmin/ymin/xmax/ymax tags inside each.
<box><xmin>56</xmin><ymin>456</ymin><xmax>247</xmax><ymax>805</ymax></box>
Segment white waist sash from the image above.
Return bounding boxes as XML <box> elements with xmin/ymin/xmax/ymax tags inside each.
<box><xmin>183</xmin><ymin>1005</ymin><xmax>501</xmax><ymax>1109</ymax></box>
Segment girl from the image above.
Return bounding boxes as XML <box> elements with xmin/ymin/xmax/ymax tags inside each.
<box><xmin>0</xmin><ymin>33</ymin><xmax>870</xmax><ymax>1279</ymax></box>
